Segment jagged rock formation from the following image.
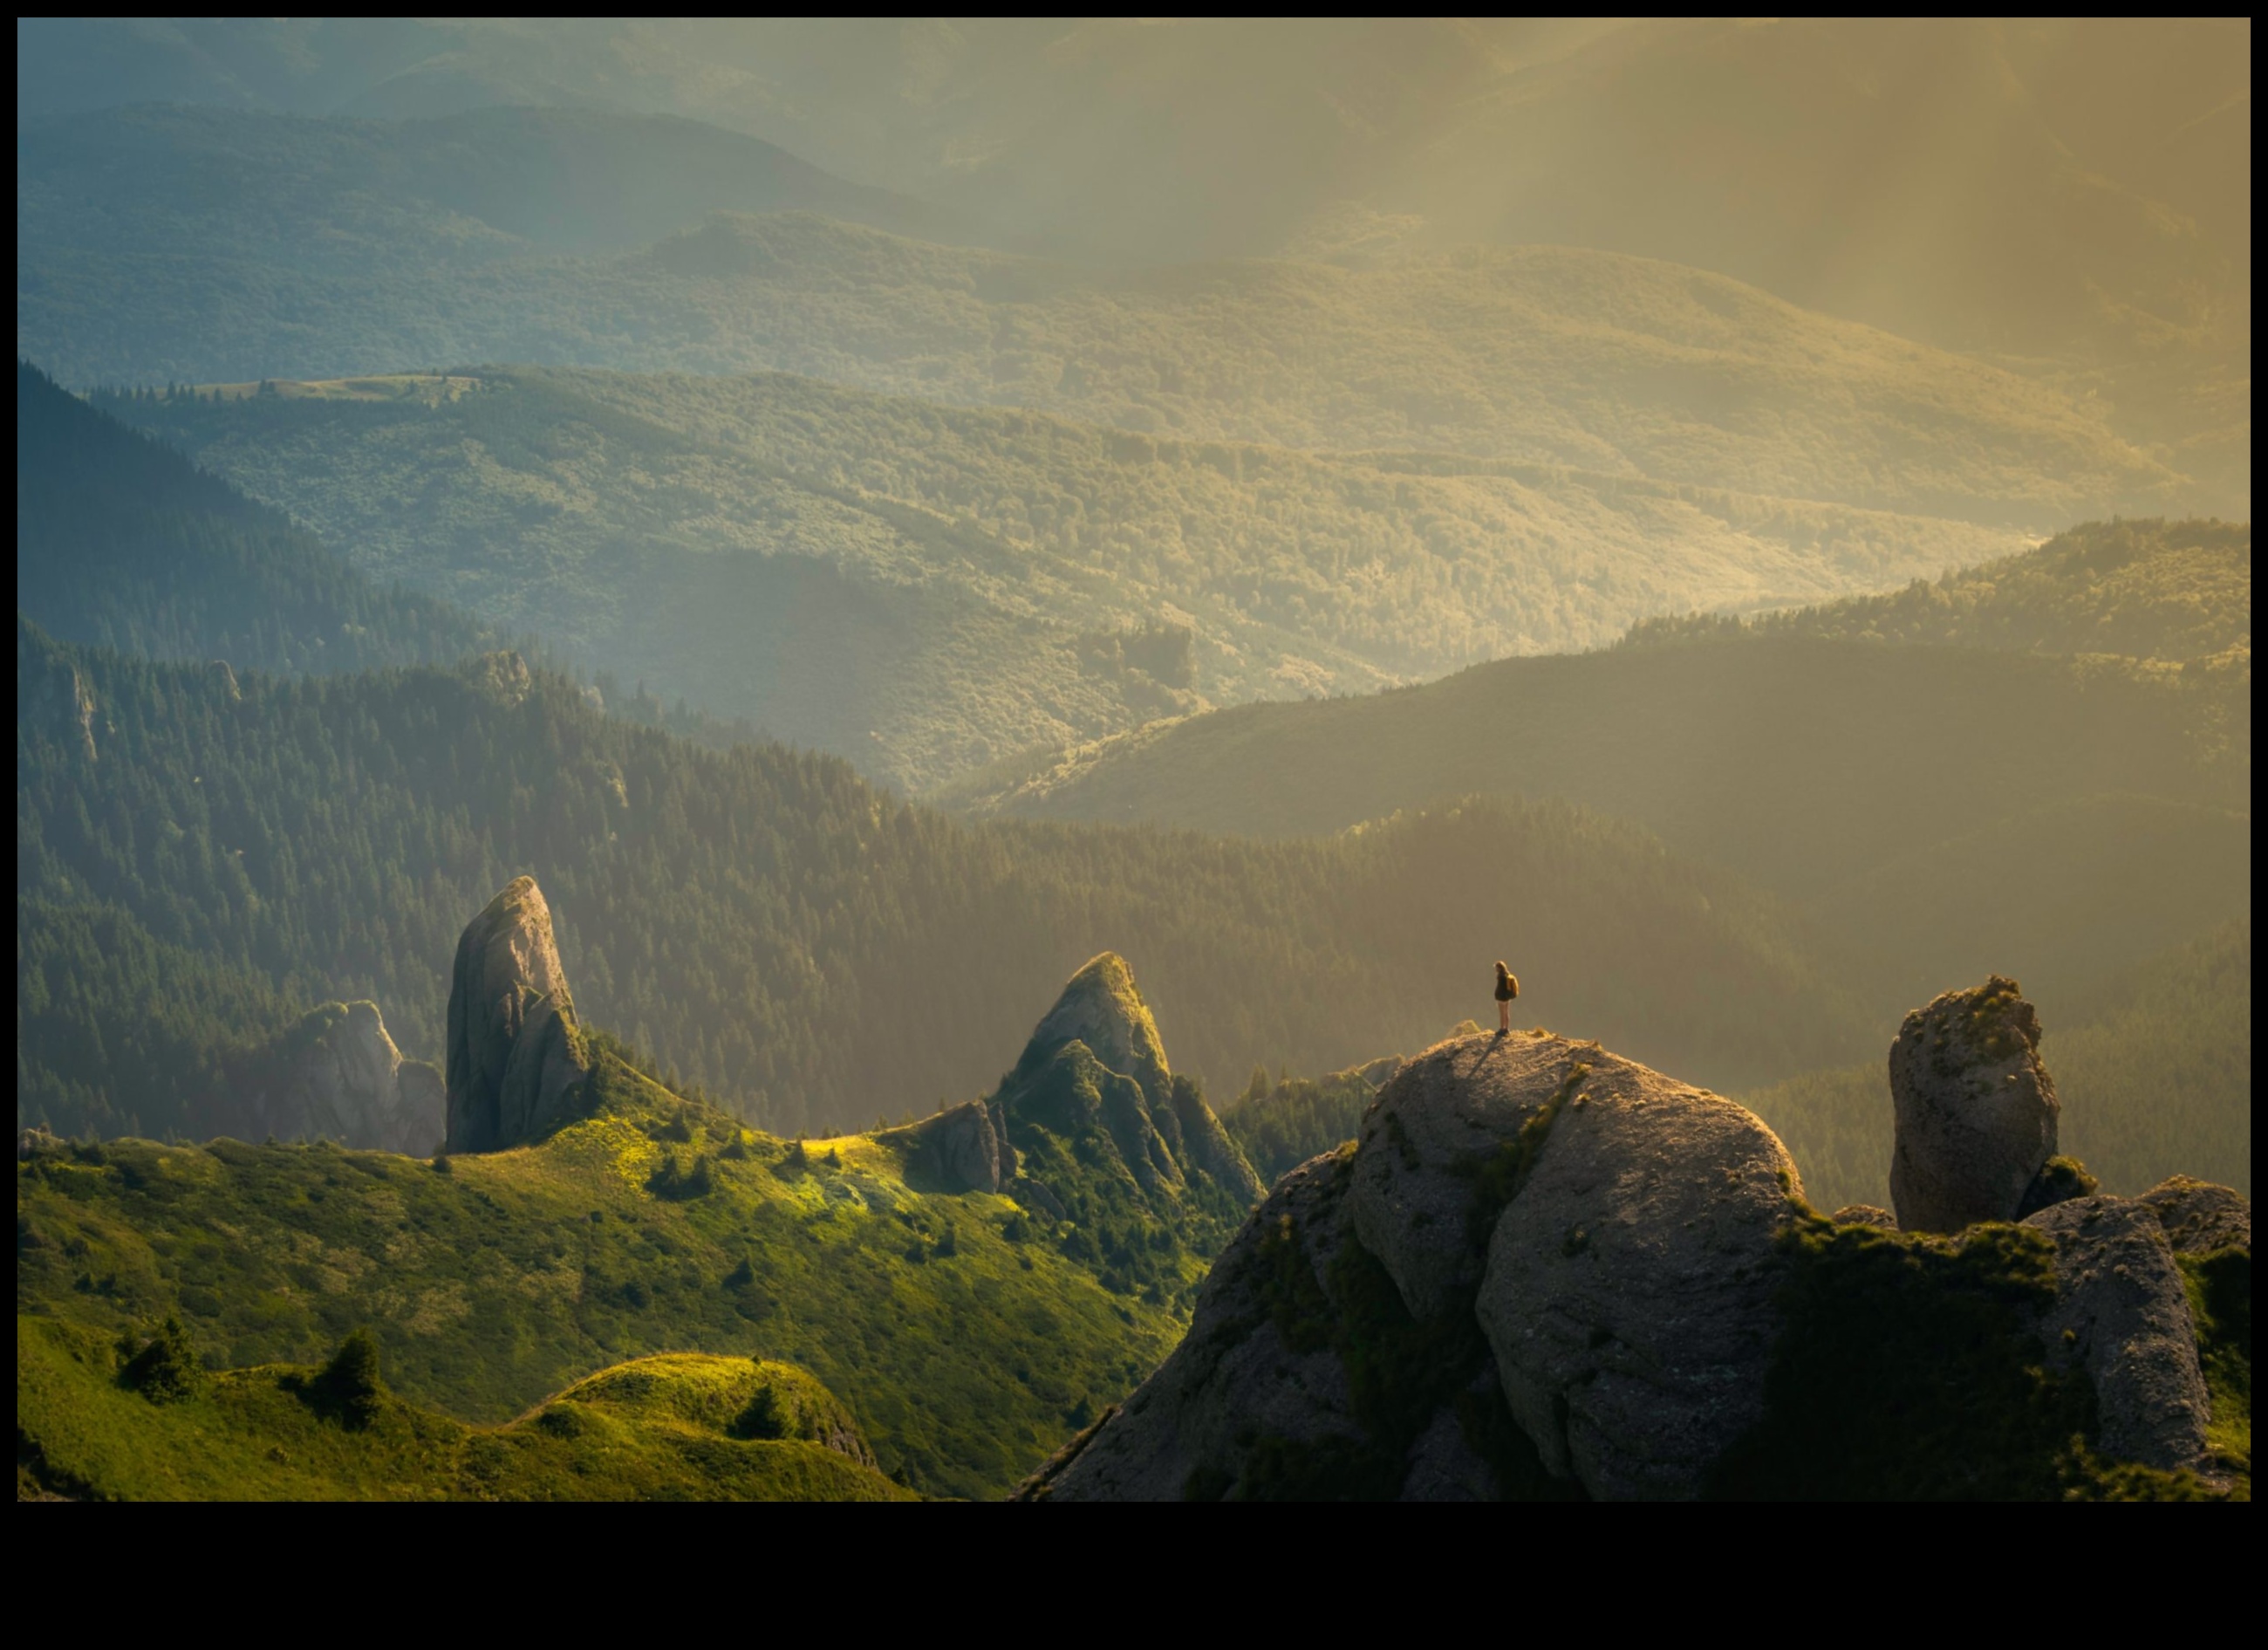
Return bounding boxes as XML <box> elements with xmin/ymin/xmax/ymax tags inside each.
<box><xmin>1889</xmin><ymin>976</ymin><xmax>2060</xmax><ymax>1232</ymax></box>
<box><xmin>242</xmin><ymin>1000</ymin><xmax>443</xmax><ymax>1154</ymax></box>
<box><xmin>1001</xmin><ymin>954</ymin><xmax>1263</xmax><ymax>1209</ymax></box>
<box><xmin>1832</xmin><ymin>1204</ymin><xmax>1897</xmax><ymax>1228</ymax></box>
<box><xmin>2021</xmin><ymin>1195</ymin><xmax>2211</xmax><ymax>1473</ymax></box>
<box><xmin>444</xmin><ymin>876</ymin><xmax>589</xmax><ymax>1153</ymax></box>
<box><xmin>1029</xmin><ymin>1030</ymin><xmax>1807</xmax><ymax>1501</ymax></box>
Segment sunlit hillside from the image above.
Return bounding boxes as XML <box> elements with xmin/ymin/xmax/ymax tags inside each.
<box><xmin>106</xmin><ymin>366</ymin><xmax>2040</xmax><ymax>790</ymax></box>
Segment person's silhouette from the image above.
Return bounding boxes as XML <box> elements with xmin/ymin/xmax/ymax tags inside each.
<box><xmin>1493</xmin><ymin>961</ymin><xmax>1520</xmax><ymax>1034</ymax></box>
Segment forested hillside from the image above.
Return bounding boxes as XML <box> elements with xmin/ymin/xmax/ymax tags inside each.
<box><xmin>17</xmin><ymin>363</ymin><xmax>495</xmax><ymax>673</ymax></box>
<box><xmin>1622</xmin><ymin>518</ymin><xmax>2251</xmax><ymax>665</ymax></box>
<box><xmin>951</xmin><ymin>528</ymin><xmax>2249</xmax><ymax>1016</ymax></box>
<box><xmin>106</xmin><ymin>366</ymin><xmax>2031</xmax><ymax>790</ymax></box>
<box><xmin>17</xmin><ymin>622</ymin><xmax>1868</xmax><ymax>1144</ymax></box>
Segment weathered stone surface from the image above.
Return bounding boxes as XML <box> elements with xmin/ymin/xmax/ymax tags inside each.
<box><xmin>444</xmin><ymin>876</ymin><xmax>588</xmax><ymax>1153</ymax></box>
<box><xmin>1398</xmin><ymin>1367</ymin><xmax>1506</xmax><ymax>1502</ymax></box>
<box><xmin>1023</xmin><ymin>1150</ymin><xmax>1360</xmax><ymax>1501</ymax></box>
<box><xmin>1831</xmin><ymin>1204</ymin><xmax>1898</xmax><ymax>1229</ymax></box>
<box><xmin>896</xmin><ymin>1099</ymin><xmax>1012</xmax><ymax>1193</ymax></box>
<box><xmin>2022</xmin><ymin>1195</ymin><xmax>2210</xmax><ymax>1474</ymax></box>
<box><xmin>1475</xmin><ymin>1048</ymin><xmax>1805</xmax><ymax>1501</ymax></box>
<box><xmin>1889</xmin><ymin>976</ymin><xmax>2059</xmax><ymax>1233</ymax></box>
<box><xmin>2136</xmin><ymin>1175</ymin><xmax>2250</xmax><ymax>1254</ymax></box>
<box><xmin>1346</xmin><ymin>1030</ymin><xmax>1581</xmax><ymax>1323</ymax></box>
<box><xmin>1168</xmin><ymin>1077</ymin><xmax>1266</xmax><ymax>1204</ymax></box>
<box><xmin>1020</xmin><ymin>953</ymin><xmax>1172</xmax><ymax>1111</ymax></box>
<box><xmin>241</xmin><ymin>1000</ymin><xmax>436</xmax><ymax>1152</ymax></box>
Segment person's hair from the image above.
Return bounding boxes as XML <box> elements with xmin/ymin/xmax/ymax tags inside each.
<box><xmin>1494</xmin><ymin>961</ymin><xmax>1510</xmax><ymax>981</ymax></box>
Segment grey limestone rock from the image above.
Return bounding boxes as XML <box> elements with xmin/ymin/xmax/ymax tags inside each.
<box><xmin>444</xmin><ymin>876</ymin><xmax>589</xmax><ymax>1153</ymax></box>
<box><xmin>392</xmin><ymin>1059</ymin><xmax>446</xmax><ymax>1156</ymax></box>
<box><xmin>1889</xmin><ymin>976</ymin><xmax>2059</xmax><ymax>1233</ymax></box>
<box><xmin>1474</xmin><ymin>1045</ymin><xmax>1805</xmax><ymax>1501</ymax></box>
<box><xmin>1024</xmin><ymin>1149</ymin><xmax>1360</xmax><ymax>1501</ymax></box>
<box><xmin>2136</xmin><ymin>1175</ymin><xmax>2250</xmax><ymax>1254</ymax></box>
<box><xmin>1346</xmin><ymin>1030</ymin><xmax>1582</xmax><ymax>1323</ymax></box>
<box><xmin>2022</xmin><ymin>1194</ymin><xmax>2211</xmax><ymax>1474</ymax></box>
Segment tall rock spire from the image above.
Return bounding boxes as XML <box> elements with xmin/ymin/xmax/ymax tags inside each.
<box><xmin>444</xmin><ymin>876</ymin><xmax>589</xmax><ymax>1153</ymax></box>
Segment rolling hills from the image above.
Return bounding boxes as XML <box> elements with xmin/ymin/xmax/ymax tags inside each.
<box><xmin>17</xmin><ymin>939</ymin><xmax>1274</xmax><ymax>1499</ymax></box>
<box><xmin>104</xmin><ymin>364</ymin><xmax>2038</xmax><ymax>790</ymax></box>
<box><xmin>18</xmin><ymin>1322</ymin><xmax>911</xmax><ymax>1502</ymax></box>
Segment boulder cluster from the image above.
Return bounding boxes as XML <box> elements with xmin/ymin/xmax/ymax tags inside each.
<box><xmin>1028</xmin><ymin>976</ymin><xmax>2244</xmax><ymax>1500</ymax></box>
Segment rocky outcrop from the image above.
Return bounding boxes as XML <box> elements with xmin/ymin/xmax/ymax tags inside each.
<box><xmin>893</xmin><ymin>1099</ymin><xmax>1014</xmax><ymax>1193</ymax></box>
<box><xmin>1475</xmin><ymin>1048</ymin><xmax>1805</xmax><ymax>1500</ymax></box>
<box><xmin>444</xmin><ymin>876</ymin><xmax>589</xmax><ymax>1153</ymax></box>
<box><xmin>239</xmin><ymin>1001</ymin><xmax>444</xmax><ymax>1154</ymax></box>
<box><xmin>1001</xmin><ymin>954</ymin><xmax>1261</xmax><ymax>1208</ymax></box>
<box><xmin>1031</xmin><ymin>985</ymin><xmax>2239</xmax><ymax>1501</ymax></box>
<box><xmin>1889</xmin><ymin>976</ymin><xmax>2060</xmax><ymax>1233</ymax></box>
<box><xmin>1021</xmin><ymin>1150</ymin><xmax>1363</xmax><ymax>1501</ymax></box>
<box><xmin>2022</xmin><ymin>1195</ymin><xmax>2212</xmax><ymax>1474</ymax></box>
<box><xmin>1029</xmin><ymin>1030</ymin><xmax>1809</xmax><ymax>1501</ymax></box>
<box><xmin>2137</xmin><ymin>1175</ymin><xmax>2251</xmax><ymax>1254</ymax></box>
<box><xmin>1346</xmin><ymin>1032</ymin><xmax>1570</xmax><ymax>1321</ymax></box>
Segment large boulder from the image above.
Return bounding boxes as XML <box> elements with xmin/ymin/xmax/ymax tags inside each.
<box><xmin>2021</xmin><ymin>1195</ymin><xmax>2212</xmax><ymax>1474</ymax></box>
<box><xmin>444</xmin><ymin>876</ymin><xmax>588</xmax><ymax>1153</ymax></box>
<box><xmin>1475</xmin><ymin>1051</ymin><xmax>1806</xmax><ymax>1500</ymax></box>
<box><xmin>1888</xmin><ymin>976</ymin><xmax>2060</xmax><ymax>1233</ymax></box>
<box><xmin>1019</xmin><ymin>1150</ymin><xmax>1362</xmax><ymax>1501</ymax></box>
<box><xmin>1345</xmin><ymin>1030</ymin><xmax>1575</xmax><ymax>1322</ymax></box>
<box><xmin>1031</xmin><ymin>1030</ymin><xmax>1808</xmax><ymax>1503</ymax></box>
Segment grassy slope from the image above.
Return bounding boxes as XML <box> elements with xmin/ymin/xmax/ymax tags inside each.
<box><xmin>1745</xmin><ymin>919</ymin><xmax>2252</xmax><ymax>1213</ymax></box>
<box><xmin>18</xmin><ymin>1319</ymin><xmax>910</xmax><ymax>1502</ymax></box>
<box><xmin>106</xmin><ymin>366</ymin><xmax>2028</xmax><ymax>791</ymax></box>
<box><xmin>15</xmin><ymin>1057</ymin><xmax>1181</xmax><ymax>1500</ymax></box>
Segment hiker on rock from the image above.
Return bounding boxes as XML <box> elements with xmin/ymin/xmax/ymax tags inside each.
<box><xmin>1493</xmin><ymin>960</ymin><xmax>1520</xmax><ymax>1034</ymax></box>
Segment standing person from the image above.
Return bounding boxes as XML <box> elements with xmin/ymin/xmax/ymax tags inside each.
<box><xmin>1493</xmin><ymin>961</ymin><xmax>1520</xmax><ymax>1034</ymax></box>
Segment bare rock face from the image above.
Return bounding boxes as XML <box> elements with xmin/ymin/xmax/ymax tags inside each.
<box><xmin>444</xmin><ymin>876</ymin><xmax>588</xmax><ymax>1153</ymax></box>
<box><xmin>1020</xmin><ymin>1150</ymin><xmax>1362</xmax><ymax>1501</ymax></box>
<box><xmin>1889</xmin><ymin>976</ymin><xmax>2060</xmax><ymax>1233</ymax></box>
<box><xmin>896</xmin><ymin>1099</ymin><xmax>1013</xmax><ymax>1193</ymax></box>
<box><xmin>238</xmin><ymin>1000</ymin><xmax>435</xmax><ymax>1153</ymax></box>
<box><xmin>2137</xmin><ymin>1175</ymin><xmax>2251</xmax><ymax>1254</ymax></box>
<box><xmin>1346</xmin><ymin>1030</ymin><xmax>1575</xmax><ymax>1322</ymax></box>
<box><xmin>1031</xmin><ymin>1030</ymin><xmax>1807</xmax><ymax>1503</ymax></box>
<box><xmin>2021</xmin><ymin>1195</ymin><xmax>2212</xmax><ymax>1474</ymax></box>
<box><xmin>1475</xmin><ymin>1050</ymin><xmax>1806</xmax><ymax>1500</ymax></box>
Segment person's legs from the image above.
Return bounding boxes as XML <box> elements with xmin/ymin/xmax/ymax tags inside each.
<box><xmin>1498</xmin><ymin>999</ymin><xmax>1509</xmax><ymax>1033</ymax></box>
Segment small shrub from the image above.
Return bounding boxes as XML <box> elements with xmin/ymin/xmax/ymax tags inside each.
<box><xmin>117</xmin><ymin>1315</ymin><xmax>202</xmax><ymax>1403</ymax></box>
<box><xmin>319</xmin><ymin>1328</ymin><xmax>386</xmax><ymax>1427</ymax></box>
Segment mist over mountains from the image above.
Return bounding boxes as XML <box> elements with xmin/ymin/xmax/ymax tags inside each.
<box><xmin>15</xmin><ymin>18</ymin><xmax>2252</xmax><ymax>1502</ymax></box>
